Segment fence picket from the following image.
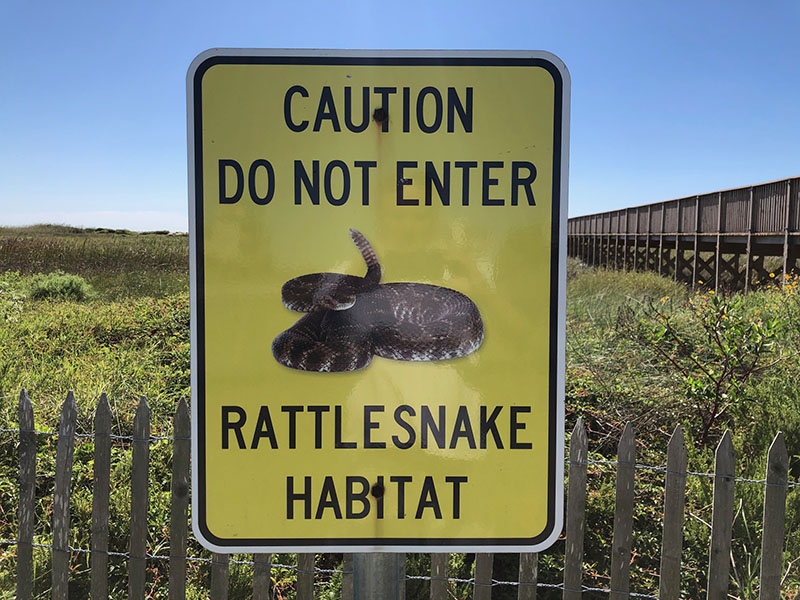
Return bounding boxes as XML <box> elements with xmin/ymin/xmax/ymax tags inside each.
<box><xmin>706</xmin><ymin>430</ymin><xmax>735</xmax><ymax>600</ymax></box>
<box><xmin>430</xmin><ymin>554</ymin><xmax>449</xmax><ymax>600</ymax></box>
<box><xmin>563</xmin><ymin>418</ymin><xmax>588</xmax><ymax>600</ymax></box>
<box><xmin>91</xmin><ymin>394</ymin><xmax>112</xmax><ymax>600</ymax></box>
<box><xmin>297</xmin><ymin>553</ymin><xmax>315</xmax><ymax>600</ymax></box>
<box><xmin>211</xmin><ymin>552</ymin><xmax>230</xmax><ymax>599</ymax></box>
<box><xmin>129</xmin><ymin>397</ymin><xmax>151</xmax><ymax>599</ymax></box>
<box><xmin>342</xmin><ymin>553</ymin><xmax>354</xmax><ymax>600</ymax></box>
<box><xmin>474</xmin><ymin>553</ymin><xmax>494</xmax><ymax>600</ymax></box>
<box><xmin>609</xmin><ymin>423</ymin><xmax>635</xmax><ymax>600</ymax></box>
<box><xmin>759</xmin><ymin>432</ymin><xmax>788</xmax><ymax>600</ymax></box>
<box><xmin>52</xmin><ymin>391</ymin><xmax>77</xmax><ymax>600</ymax></box>
<box><xmin>658</xmin><ymin>424</ymin><xmax>688</xmax><ymax>600</ymax></box>
<box><xmin>517</xmin><ymin>553</ymin><xmax>537</xmax><ymax>600</ymax></box>
<box><xmin>17</xmin><ymin>389</ymin><xmax>35</xmax><ymax>600</ymax></box>
<box><xmin>169</xmin><ymin>398</ymin><xmax>190</xmax><ymax>600</ymax></box>
<box><xmin>253</xmin><ymin>554</ymin><xmax>272</xmax><ymax>600</ymax></box>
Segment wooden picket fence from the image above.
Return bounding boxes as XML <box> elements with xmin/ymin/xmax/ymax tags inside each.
<box><xmin>6</xmin><ymin>389</ymin><xmax>796</xmax><ymax>599</ymax></box>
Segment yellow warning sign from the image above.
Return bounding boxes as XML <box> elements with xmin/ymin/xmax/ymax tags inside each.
<box><xmin>188</xmin><ymin>49</ymin><xmax>569</xmax><ymax>552</ymax></box>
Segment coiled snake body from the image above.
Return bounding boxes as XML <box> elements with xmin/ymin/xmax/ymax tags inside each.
<box><xmin>272</xmin><ymin>230</ymin><xmax>484</xmax><ymax>372</ymax></box>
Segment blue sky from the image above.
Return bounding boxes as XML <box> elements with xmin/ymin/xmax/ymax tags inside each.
<box><xmin>1</xmin><ymin>0</ymin><xmax>798</xmax><ymax>231</ymax></box>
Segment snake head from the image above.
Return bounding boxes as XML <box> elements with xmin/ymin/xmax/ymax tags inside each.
<box><xmin>281</xmin><ymin>273</ymin><xmax>360</xmax><ymax>312</ymax></box>
<box><xmin>313</xmin><ymin>292</ymin><xmax>356</xmax><ymax>311</ymax></box>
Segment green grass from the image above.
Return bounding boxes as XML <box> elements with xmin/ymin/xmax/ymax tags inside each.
<box><xmin>566</xmin><ymin>257</ymin><xmax>689</xmax><ymax>321</ymax></box>
<box><xmin>0</xmin><ymin>225</ymin><xmax>187</xmax><ymax>299</ymax></box>
<box><xmin>0</xmin><ymin>231</ymin><xmax>799</xmax><ymax>598</ymax></box>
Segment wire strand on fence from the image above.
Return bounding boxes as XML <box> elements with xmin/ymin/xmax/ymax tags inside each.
<box><xmin>579</xmin><ymin>457</ymin><xmax>800</xmax><ymax>488</ymax></box>
<box><xmin>405</xmin><ymin>573</ymin><xmax>659</xmax><ymax>598</ymax></box>
<box><xmin>2</xmin><ymin>537</ymin><xmax>660</xmax><ymax>598</ymax></box>
<box><xmin>0</xmin><ymin>427</ymin><xmax>187</xmax><ymax>442</ymax></box>
<box><xmin>4</xmin><ymin>426</ymin><xmax>798</xmax><ymax>488</ymax></box>
<box><xmin>0</xmin><ymin>538</ymin><xmax>351</xmax><ymax>574</ymax></box>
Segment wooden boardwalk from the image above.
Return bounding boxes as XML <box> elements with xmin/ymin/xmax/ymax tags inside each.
<box><xmin>567</xmin><ymin>177</ymin><xmax>800</xmax><ymax>290</ymax></box>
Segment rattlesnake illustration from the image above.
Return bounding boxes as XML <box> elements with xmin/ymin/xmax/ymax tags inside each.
<box><xmin>272</xmin><ymin>229</ymin><xmax>484</xmax><ymax>372</ymax></box>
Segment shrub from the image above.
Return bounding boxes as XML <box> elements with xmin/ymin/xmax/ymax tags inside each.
<box><xmin>27</xmin><ymin>272</ymin><xmax>95</xmax><ymax>301</ymax></box>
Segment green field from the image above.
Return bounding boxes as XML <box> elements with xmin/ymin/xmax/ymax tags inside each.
<box><xmin>0</xmin><ymin>225</ymin><xmax>798</xmax><ymax>598</ymax></box>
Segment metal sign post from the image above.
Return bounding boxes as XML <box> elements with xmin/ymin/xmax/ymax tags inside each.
<box><xmin>188</xmin><ymin>48</ymin><xmax>569</xmax><ymax>556</ymax></box>
<box><xmin>353</xmin><ymin>553</ymin><xmax>405</xmax><ymax>600</ymax></box>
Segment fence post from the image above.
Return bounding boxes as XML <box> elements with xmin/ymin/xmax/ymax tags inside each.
<box><xmin>706</xmin><ymin>430</ymin><xmax>735</xmax><ymax>600</ymax></box>
<box><xmin>563</xmin><ymin>417</ymin><xmax>587</xmax><ymax>600</ymax></box>
<box><xmin>297</xmin><ymin>553</ymin><xmax>316</xmax><ymax>600</ymax></box>
<box><xmin>211</xmin><ymin>553</ymin><xmax>230</xmax><ymax>599</ymax></box>
<box><xmin>759</xmin><ymin>432</ymin><xmax>788</xmax><ymax>599</ymax></box>
<box><xmin>91</xmin><ymin>394</ymin><xmax>112</xmax><ymax>600</ymax></box>
<box><xmin>169</xmin><ymin>398</ymin><xmax>190</xmax><ymax>600</ymax></box>
<box><xmin>658</xmin><ymin>424</ymin><xmax>687</xmax><ymax>600</ymax></box>
<box><xmin>518</xmin><ymin>552</ymin><xmax>538</xmax><ymax>600</ymax></box>
<box><xmin>17</xmin><ymin>389</ymin><xmax>35</xmax><ymax>600</ymax></box>
<box><xmin>342</xmin><ymin>554</ymin><xmax>354</xmax><ymax>600</ymax></box>
<box><xmin>52</xmin><ymin>391</ymin><xmax>78</xmax><ymax>600</ymax></box>
<box><xmin>609</xmin><ymin>423</ymin><xmax>635</xmax><ymax>600</ymax></box>
<box><xmin>473</xmin><ymin>553</ymin><xmax>494</xmax><ymax>600</ymax></box>
<box><xmin>430</xmin><ymin>554</ymin><xmax>449</xmax><ymax>600</ymax></box>
<box><xmin>129</xmin><ymin>397</ymin><xmax>150</xmax><ymax>599</ymax></box>
<box><xmin>253</xmin><ymin>554</ymin><xmax>273</xmax><ymax>600</ymax></box>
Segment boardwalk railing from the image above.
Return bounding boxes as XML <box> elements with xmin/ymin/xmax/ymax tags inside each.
<box><xmin>568</xmin><ymin>177</ymin><xmax>800</xmax><ymax>290</ymax></box>
<box><xmin>3</xmin><ymin>390</ymin><xmax>798</xmax><ymax>599</ymax></box>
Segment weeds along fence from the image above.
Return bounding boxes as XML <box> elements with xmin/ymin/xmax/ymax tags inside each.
<box><xmin>2</xmin><ymin>390</ymin><xmax>797</xmax><ymax>599</ymax></box>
